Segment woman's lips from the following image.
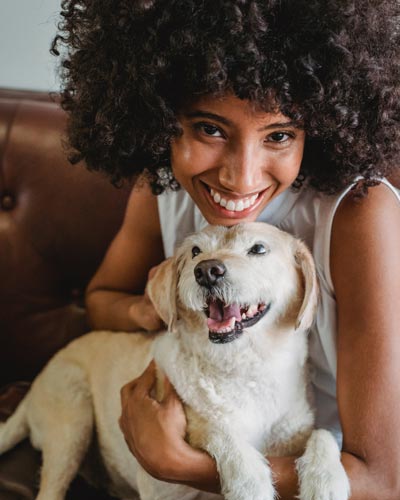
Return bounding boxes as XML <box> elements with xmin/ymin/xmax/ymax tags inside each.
<box><xmin>201</xmin><ymin>182</ymin><xmax>269</xmax><ymax>217</ymax></box>
<box><xmin>209</xmin><ymin>188</ymin><xmax>258</xmax><ymax>212</ymax></box>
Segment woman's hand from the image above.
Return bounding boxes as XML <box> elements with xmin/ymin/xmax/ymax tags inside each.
<box><xmin>128</xmin><ymin>293</ymin><xmax>165</xmax><ymax>332</ymax></box>
<box><xmin>119</xmin><ymin>361</ymin><xmax>190</xmax><ymax>481</ymax></box>
<box><xmin>119</xmin><ymin>362</ymin><xmax>221</xmax><ymax>492</ymax></box>
<box><xmin>128</xmin><ymin>266</ymin><xmax>165</xmax><ymax>332</ymax></box>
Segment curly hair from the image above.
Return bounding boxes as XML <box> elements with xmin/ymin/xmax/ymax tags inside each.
<box><xmin>52</xmin><ymin>0</ymin><xmax>400</xmax><ymax>194</ymax></box>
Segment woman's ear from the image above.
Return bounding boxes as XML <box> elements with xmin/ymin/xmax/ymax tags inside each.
<box><xmin>294</xmin><ymin>240</ymin><xmax>319</xmax><ymax>331</ymax></box>
<box><xmin>146</xmin><ymin>257</ymin><xmax>178</xmax><ymax>332</ymax></box>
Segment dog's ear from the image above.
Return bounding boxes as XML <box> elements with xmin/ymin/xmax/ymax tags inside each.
<box><xmin>146</xmin><ymin>257</ymin><xmax>179</xmax><ymax>332</ymax></box>
<box><xmin>294</xmin><ymin>240</ymin><xmax>319</xmax><ymax>331</ymax></box>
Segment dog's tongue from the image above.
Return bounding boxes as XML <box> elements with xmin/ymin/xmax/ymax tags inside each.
<box><xmin>207</xmin><ymin>300</ymin><xmax>241</xmax><ymax>331</ymax></box>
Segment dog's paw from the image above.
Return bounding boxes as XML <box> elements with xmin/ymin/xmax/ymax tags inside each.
<box><xmin>223</xmin><ymin>480</ymin><xmax>276</xmax><ymax>500</ymax></box>
<box><xmin>296</xmin><ymin>429</ymin><xmax>350</xmax><ymax>500</ymax></box>
<box><xmin>221</xmin><ymin>458</ymin><xmax>276</xmax><ymax>500</ymax></box>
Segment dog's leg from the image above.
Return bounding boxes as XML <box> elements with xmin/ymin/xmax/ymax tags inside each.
<box><xmin>0</xmin><ymin>398</ymin><xmax>29</xmax><ymax>453</ymax></box>
<box><xmin>26</xmin><ymin>361</ymin><xmax>95</xmax><ymax>500</ymax></box>
<box><xmin>296</xmin><ymin>429</ymin><xmax>350</xmax><ymax>500</ymax></box>
<box><xmin>201</xmin><ymin>430</ymin><xmax>276</xmax><ymax>500</ymax></box>
<box><xmin>34</xmin><ymin>403</ymin><xmax>93</xmax><ymax>500</ymax></box>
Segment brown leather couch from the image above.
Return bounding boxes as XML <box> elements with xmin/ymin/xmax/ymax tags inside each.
<box><xmin>0</xmin><ymin>88</ymin><xmax>131</xmax><ymax>499</ymax></box>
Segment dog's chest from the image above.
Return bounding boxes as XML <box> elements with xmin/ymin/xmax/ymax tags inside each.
<box><xmin>157</xmin><ymin>345</ymin><xmax>285</xmax><ymax>439</ymax></box>
<box><xmin>183</xmin><ymin>373</ymin><xmax>286</xmax><ymax>452</ymax></box>
<box><xmin>154</xmin><ymin>330</ymin><xmax>310</xmax><ymax>452</ymax></box>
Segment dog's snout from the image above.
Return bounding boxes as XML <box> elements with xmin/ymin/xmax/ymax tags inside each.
<box><xmin>194</xmin><ymin>259</ymin><xmax>226</xmax><ymax>288</ymax></box>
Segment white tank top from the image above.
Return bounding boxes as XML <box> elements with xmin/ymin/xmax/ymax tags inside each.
<box><xmin>157</xmin><ymin>181</ymin><xmax>400</xmax><ymax>444</ymax></box>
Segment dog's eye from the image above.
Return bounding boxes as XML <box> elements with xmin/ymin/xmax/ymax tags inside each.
<box><xmin>192</xmin><ymin>246</ymin><xmax>202</xmax><ymax>258</ymax></box>
<box><xmin>248</xmin><ymin>243</ymin><xmax>267</xmax><ymax>255</ymax></box>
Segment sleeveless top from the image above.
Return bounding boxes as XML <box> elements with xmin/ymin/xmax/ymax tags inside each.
<box><xmin>157</xmin><ymin>180</ymin><xmax>400</xmax><ymax>445</ymax></box>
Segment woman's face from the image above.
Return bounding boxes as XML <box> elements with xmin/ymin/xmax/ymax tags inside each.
<box><xmin>171</xmin><ymin>94</ymin><xmax>305</xmax><ymax>226</ymax></box>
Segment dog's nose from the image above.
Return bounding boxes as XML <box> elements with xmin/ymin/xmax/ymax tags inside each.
<box><xmin>194</xmin><ymin>259</ymin><xmax>226</xmax><ymax>288</ymax></box>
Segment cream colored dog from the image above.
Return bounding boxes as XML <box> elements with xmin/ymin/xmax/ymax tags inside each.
<box><xmin>0</xmin><ymin>222</ymin><xmax>350</xmax><ymax>500</ymax></box>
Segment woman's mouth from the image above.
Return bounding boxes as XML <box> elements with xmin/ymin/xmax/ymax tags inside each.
<box><xmin>209</xmin><ymin>188</ymin><xmax>259</xmax><ymax>212</ymax></box>
<box><xmin>202</xmin><ymin>183</ymin><xmax>269</xmax><ymax>216</ymax></box>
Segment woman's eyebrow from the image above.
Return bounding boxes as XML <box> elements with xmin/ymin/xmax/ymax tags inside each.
<box><xmin>184</xmin><ymin>111</ymin><xmax>231</xmax><ymax>126</ymax></box>
<box><xmin>183</xmin><ymin>111</ymin><xmax>299</xmax><ymax>131</ymax></box>
<box><xmin>258</xmin><ymin>121</ymin><xmax>300</xmax><ymax>131</ymax></box>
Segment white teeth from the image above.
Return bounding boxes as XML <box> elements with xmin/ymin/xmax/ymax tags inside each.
<box><xmin>235</xmin><ymin>200</ymin><xmax>244</xmax><ymax>212</ymax></box>
<box><xmin>228</xmin><ymin>317</ymin><xmax>236</xmax><ymax>328</ymax></box>
<box><xmin>246</xmin><ymin>304</ymin><xmax>258</xmax><ymax>318</ymax></box>
<box><xmin>209</xmin><ymin>188</ymin><xmax>259</xmax><ymax>212</ymax></box>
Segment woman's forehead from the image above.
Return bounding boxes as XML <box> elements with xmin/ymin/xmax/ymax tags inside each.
<box><xmin>179</xmin><ymin>93</ymin><xmax>295</xmax><ymax>125</ymax></box>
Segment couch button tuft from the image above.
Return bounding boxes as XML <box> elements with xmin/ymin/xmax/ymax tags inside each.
<box><xmin>71</xmin><ymin>288</ymin><xmax>84</xmax><ymax>307</ymax></box>
<box><xmin>1</xmin><ymin>194</ymin><xmax>15</xmax><ymax>210</ymax></box>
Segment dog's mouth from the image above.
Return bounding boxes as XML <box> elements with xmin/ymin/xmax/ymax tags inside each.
<box><xmin>204</xmin><ymin>299</ymin><xmax>270</xmax><ymax>344</ymax></box>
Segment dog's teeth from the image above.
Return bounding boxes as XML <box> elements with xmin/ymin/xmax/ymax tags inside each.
<box><xmin>246</xmin><ymin>304</ymin><xmax>258</xmax><ymax>318</ymax></box>
<box><xmin>228</xmin><ymin>317</ymin><xmax>236</xmax><ymax>328</ymax></box>
<box><xmin>220</xmin><ymin>327</ymin><xmax>232</xmax><ymax>333</ymax></box>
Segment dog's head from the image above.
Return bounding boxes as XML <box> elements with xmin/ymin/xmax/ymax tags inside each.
<box><xmin>147</xmin><ymin>222</ymin><xmax>318</xmax><ymax>344</ymax></box>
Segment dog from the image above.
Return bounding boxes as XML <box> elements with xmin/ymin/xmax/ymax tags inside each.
<box><xmin>0</xmin><ymin>222</ymin><xmax>350</xmax><ymax>500</ymax></box>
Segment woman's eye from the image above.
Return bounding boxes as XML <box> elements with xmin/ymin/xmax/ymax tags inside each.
<box><xmin>195</xmin><ymin>123</ymin><xmax>223</xmax><ymax>137</ymax></box>
<box><xmin>192</xmin><ymin>246</ymin><xmax>202</xmax><ymax>258</ymax></box>
<box><xmin>267</xmin><ymin>131</ymin><xmax>292</xmax><ymax>143</ymax></box>
<box><xmin>248</xmin><ymin>243</ymin><xmax>267</xmax><ymax>255</ymax></box>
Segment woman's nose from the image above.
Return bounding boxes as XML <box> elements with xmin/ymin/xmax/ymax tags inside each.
<box><xmin>218</xmin><ymin>143</ymin><xmax>265</xmax><ymax>194</ymax></box>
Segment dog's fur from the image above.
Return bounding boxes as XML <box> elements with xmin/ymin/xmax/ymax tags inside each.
<box><xmin>0</xmin><ymin>223</ymin><xmax>350</xmax><ymax>500</ymax></box>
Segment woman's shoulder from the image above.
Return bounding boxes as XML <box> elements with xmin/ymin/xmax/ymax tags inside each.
<box><xmin>281</xmin><ymin>178</ymin><xmax>400</xmax><ymax>242</ymax></box>
<box><xmin>332</xmin><ymin>180</ymin><xmax>400</xmax><ymax>253</ymax></box>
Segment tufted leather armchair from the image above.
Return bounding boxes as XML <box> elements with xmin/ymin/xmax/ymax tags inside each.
<box><xmin>0</xmin><ymin>88</ymin><xmax>131</xmax><ymax>499</ymax></box>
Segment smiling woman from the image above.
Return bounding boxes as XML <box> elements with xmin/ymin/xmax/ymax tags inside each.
<box><xmin>52</xmin><ymin>0</ymin><xmax>400</xmax><ymax>194</ymax></box>
<box><xmin>171</xmin><ymin>95</ymin><xmax>305</xmax><ymax>226</ymax></box>
<box><xmin>52</xmin><ymin>1</ymin><xmax>400</xmax><ymax>499</ymax></box>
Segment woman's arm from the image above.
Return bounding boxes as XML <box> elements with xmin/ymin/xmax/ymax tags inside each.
<box><xmin>86</xmin><ymin>181</ymin><xmax>165</xmax><ymax>332</ymax></box>
<box><xmin>330</xmin><ymin>182</ymin><xmax>400</xmax><ymax>499</ymax></box>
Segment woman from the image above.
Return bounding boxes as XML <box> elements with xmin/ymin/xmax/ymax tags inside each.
<box><xmin>53</xmin><ymin>1</ymin><xmax>400</xmax><ymax>498</ymax></box>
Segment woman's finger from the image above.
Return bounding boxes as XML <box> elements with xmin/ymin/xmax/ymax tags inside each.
<box><xmin>120</xmin><ymin>360</ymin><xmax>157</xmax><ymax>402</ymax></box>
<box><xmin>162</xmin><ymin>375</ymin><xmax>179</xmax><ymax>403</ymax></box>
<box><xmin>162</xmin><ymin>377</ymin><xmax>187</xmax><ymax>427</ymax></box>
